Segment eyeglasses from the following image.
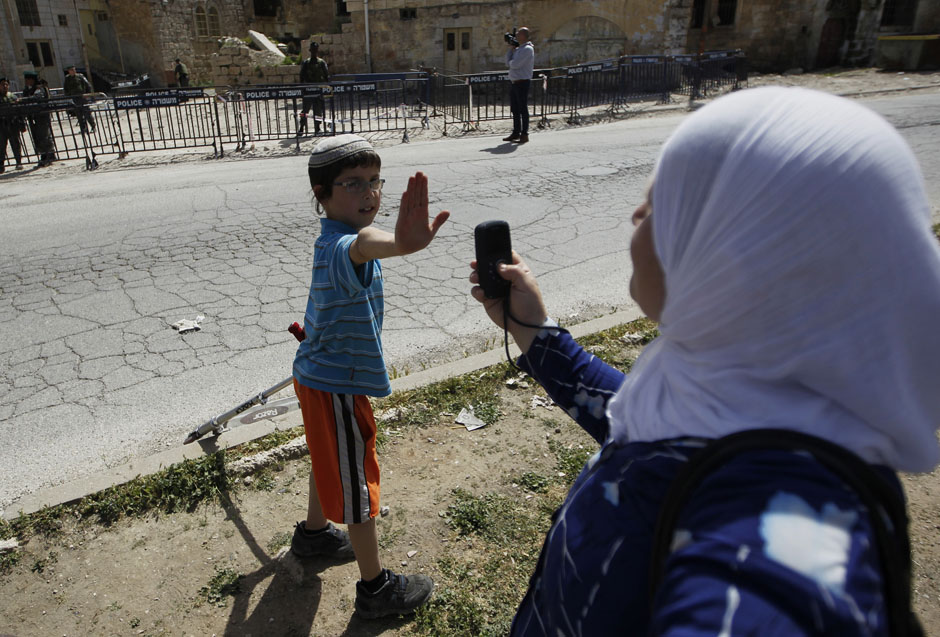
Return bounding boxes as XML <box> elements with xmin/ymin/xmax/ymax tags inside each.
<box><xmin>333</xmin><ymin>178</ymin><xmax>385</xmax><ymax>194</ymax></box>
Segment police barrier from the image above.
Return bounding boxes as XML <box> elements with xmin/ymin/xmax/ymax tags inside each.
<box><xmin>435</xmin><ymin>50</ymin><xmax>746</xmax><ymax>128</ymax></box>
<box><xmin>0</xmin><ymin>53</ymin><xmax>745</xmax><ymax>170</ymax></box>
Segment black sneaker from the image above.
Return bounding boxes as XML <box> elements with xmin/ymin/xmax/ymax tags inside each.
<box><xmin>355</xmin><ymin>569</ymin><xmax>434</xmax><ymax>619</ymax></box>
<box><xmin>290</xmin><ymin>521</ymin><xmax>355</xmax><ymax>560</ymax></box>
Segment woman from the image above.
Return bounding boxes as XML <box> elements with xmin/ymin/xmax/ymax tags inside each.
<box><xmin>470</xmin><ymin>87</ymin><xmax>940</xmax><ymax>635</ymax></box>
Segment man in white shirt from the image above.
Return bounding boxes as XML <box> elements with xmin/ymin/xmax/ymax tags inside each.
<box><xmin>504</xmin><ymin>27</ymin><xmax>534</xmax><ymax>144</ymax></box>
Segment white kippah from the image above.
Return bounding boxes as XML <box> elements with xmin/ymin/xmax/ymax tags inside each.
<box><xmin>308</xmin><ymin>134</ymin><xmax>374</xmax><ymax>168</ymax></box>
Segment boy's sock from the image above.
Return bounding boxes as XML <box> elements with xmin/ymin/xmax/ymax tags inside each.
<box><xmin>360</xmin><ymin>568</ymin><xmax>390</xmax><ymax>594</ymax></box>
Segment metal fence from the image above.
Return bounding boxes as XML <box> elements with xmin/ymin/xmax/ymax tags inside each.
<box><xmin>0</xmin><ymin>50</ymin><xmax>745</xmax><ymax>171</ymax></box>
<box><xmin>434</xmin><ymin>50</ymin><xmax>746</xmax><ymax>130</ymax></box>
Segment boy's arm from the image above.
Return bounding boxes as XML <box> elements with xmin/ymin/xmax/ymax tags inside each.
<box><xmin>349</xmin><ymin>171</ymin><xmax>449</xmax><ymax>265</ymax></box>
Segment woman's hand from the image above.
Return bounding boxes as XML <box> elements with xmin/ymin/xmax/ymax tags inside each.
<box><xmin>470</xmin><ymin>251</ymin><xmax>548</xmax><ymax>354</ymax></box>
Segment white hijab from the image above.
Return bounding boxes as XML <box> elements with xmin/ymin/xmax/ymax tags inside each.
<box><xmin>607</xmin><ymin>87</ymin><xmax>940</xmax><ymax>472</ymax></box>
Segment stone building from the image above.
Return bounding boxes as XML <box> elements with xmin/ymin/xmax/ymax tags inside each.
<box><xmin>325</xmin><ymin>0</ymin><xmax>938</xmax><ymax>74</ymax></box>
<box><xmin>2</xmin><ymin>0</ymin><xmax>937</xmax><ymax>91</ymax></box>
<box><xmin>1</xmin><ymin>0</ymin><xmax>98</xmax><ymax>90</ymax></box>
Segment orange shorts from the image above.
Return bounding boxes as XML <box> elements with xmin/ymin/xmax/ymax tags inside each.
<box><xmin>294</xmin><ymin>379</ymin><xmax>380</xmax><ymax>524</ymax></box>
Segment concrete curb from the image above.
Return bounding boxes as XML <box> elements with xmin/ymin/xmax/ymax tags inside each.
<box><xmin>3</xmin><ymin>308</ymin><xmax>643</xmax><ymax>521</ymax></box>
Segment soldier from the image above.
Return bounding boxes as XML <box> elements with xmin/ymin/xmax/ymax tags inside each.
<box><xmin>21</xmin><ymin>70</ymin><xmax>56</xmax><ymax>168</ymax></box>
<box><xmin>297</xmin><ymin>42</ymin><xmax>329</xmax><ymax>136</ymax></box>
<box><xmin>174</xmin><ymin>58</ymin><xmax>190</xmax><ymax>87</ymax></box>
<box><xmin>63</xmin><ymin>65</ymin><xmax>95</xmax><ymax>134</ymax></box>
<box><xmin>0</xmin><ymin>77</ymin><xmax>24</xmax><ymax>172</ymax></box>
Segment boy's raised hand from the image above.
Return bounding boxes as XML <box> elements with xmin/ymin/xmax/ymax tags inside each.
<box><xmin>395</xmin><ymin>172</ymin><xmax>450</xmax><ymax>255</ymax></box>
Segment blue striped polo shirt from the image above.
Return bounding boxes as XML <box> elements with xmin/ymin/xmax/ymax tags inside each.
<box><xmin>293</xmin><ymin>217</ymin><xmax>390</xmax><ymax>397</ymax></box>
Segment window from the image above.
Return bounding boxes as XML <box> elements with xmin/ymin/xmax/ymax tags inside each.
<box><xmin>881</xmin><ymin>0</ymin><xmax>918</xmax><ymax>26</ymax></box>
<box><xmin>691</xmin><ymin>0</ymin><xmax>736</xmax><ymax>28</ymax></box>
<box><xmin>58</xmin><ymin>14</ymin><xmax>68</xmax><ymax>26</ymax></box>
<box><xmin>691</xmin><ymin>0</ymin><xmax>705</xmax><ymax>28</ymax></box>
<box><xmin>207</xmin><ymin>6</ymin><xmax>221</xmax><ymax>36</ymax></box>
<box><xmin>461</xmin><ymin>31</ymin><xmax>470</xmax><ymax>50</ymax></box>
<box><xmin>26</xmin><ymin>40</ymin><xmax>55</xmax><ymax>68</ymax></box>
<box><xmin>400</xmin><ymin>8</ymin><xmax>416</xmax><ymax>20</ymax></box>
<box><xmin>96</xmin><ymin>11</ymin><xmax>109</xmax><ymax>21</ymax></box>
<box><xmin>254</xmin><ymin>0</ymin><xmax>279</xmax><ymax>18</ymax></box>
<box><xmin>446</xmin><ymin>32</ymin><xmax>455</xmax><ymax>51</ymax></box>
<box><xmin>716</xmin><ymin>0</ymin><xmax>736</xmax><ymax>25</ymax></box>
<box><xmin>16</xmin><ymin>0</ymin><xmax>40</xmax><ymax>27</ymax></box>
<box><xmin>195</xmin><ymin>6</ymin><xmax>208</xmax><ymax>36</ymax></box>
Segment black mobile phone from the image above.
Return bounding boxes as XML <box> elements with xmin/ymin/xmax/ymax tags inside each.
<box><xmin>474</xmin><ymin>220</ymin><xmax>512</xmax><ymax>299</ymax></box>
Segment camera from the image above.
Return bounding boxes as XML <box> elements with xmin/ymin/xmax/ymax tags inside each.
<box><xmin>504</xmin><ymin>27</ymin><xmax>519</xmax><ymax>47</ymax></box>
<box><xmin>475</xmin><ymin>220</ymin><xmax>512</xmax><ymax>299</ymax></box>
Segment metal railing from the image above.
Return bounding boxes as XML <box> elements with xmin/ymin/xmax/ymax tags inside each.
<box><xmin>0</xmin><ymin>51</ymin><xmax>746</xmax><ymax>170</ymax></box>
<box><xmin>433</xmin><ymin>50</ymin><xmax>746</xmax><ymax>130</ymax></box>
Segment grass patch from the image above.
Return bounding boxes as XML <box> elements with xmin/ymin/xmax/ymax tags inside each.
<box><xmin>198</xmin><ymin>565</ymin><xmax>241</xmax><ymax>607</ymax></box>
<box><xmin>548</xmin><ymin>438</ymin><xmax>593</xmax><ymax>487</ymax></box>
<box><xmin>1</xmin><ymin>422</ymin><xmax>312</xmax><ymax>558</ymax></box>
<box><xmin>414</xmin><ymin>487</ymin><xmax>552</xmax><ymax>636</ymax></box>
<box><xmin>77</xmin><ymin>451</ymin><xmax>230</xmax><ymax>525</ymax></box>
<box><xmin>516</xmin><ymin>471</ymin><xmax>550</xmax><ymax>494</ymax></box>
<box><xmin>235</xmin><ymin>426</ymin><xmax>303</xmax><ymax>458</ymax></box>
<box><xmin>376</xmin><ymin>361</ymin><xmax>516</xmax><ymax>428</ymax></box>
<box><xmin>413</xmin><ymin>556</ymin><xmax>521</xmax><ymax>637</ymax></box>
<box><xmin>933</xmin><ymin>223</ymin><xmax>939</xmax><ymax>241</ymax></box>
<box><xmin>251</xmin><ymin>468</ymin><xmax>276</xmax><ymax>491</ymax></box>
<box><xmin>580</xmin><ymin>317</ymin><xmax>659</xmax><ymax>370</ymax></box>
<box><xmin>266</xmin><ymin>530</ymin><xmax>292</xmax><ymax>553</ymax></box>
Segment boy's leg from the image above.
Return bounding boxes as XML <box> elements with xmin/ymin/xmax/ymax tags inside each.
<box><xmin>290</xmin><ymin>380</ymin><xmax>354</xmax><ymax>560</ymax></box>
<box><xmin>348</xmin><ymin>517</ymin><xmax>382</xmax><ymax>580</ymax></box>
<box><xmin>291</xmin><ymin>467</ymin><xmax>354</xmax><ymax>560</ymax></box>
<box><xmin>353</xmin><ymin>515</ymin><xmax>434</xmax><ymax>619</ymax></box>
<box><xmin>305</xmin><ymin>469</ymin><xmax>327</xmax><ymax>530</ymax></box>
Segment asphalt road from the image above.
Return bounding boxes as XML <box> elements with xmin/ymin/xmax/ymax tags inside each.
<box><xmin>2</xmin><ymin>91</ymin><xmax>938</xmax><ymax>515</ymax></box>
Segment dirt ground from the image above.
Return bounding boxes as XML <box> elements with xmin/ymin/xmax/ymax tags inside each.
<box><xmin>0</xmin><ymin>380</ymin><xmax>600</xmax><ymax>637</ymax></box>
<box><xmin>1</xmin><ymin>68</ymin><xmax>939</xmax><ymax>637</ymax></box>
<box><xmin>1</xmin><ymin>354</ymin><xmax>938</xmax><ymax>637</ymax></box>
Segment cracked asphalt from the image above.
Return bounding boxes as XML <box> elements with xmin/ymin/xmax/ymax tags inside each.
<box><xmin>1</xmin><ymin>91</ymin><xmax>938</xmax><ymax>516</ymax></box>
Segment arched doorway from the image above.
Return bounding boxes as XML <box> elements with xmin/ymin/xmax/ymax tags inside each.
<box><xmin>816</xmin><ymin>17</ymin><xmax>845</xmax><ymax>68</ymax></box>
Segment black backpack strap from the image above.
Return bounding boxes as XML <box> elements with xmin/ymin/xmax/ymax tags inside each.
<box><xmin>649</xmin><ymin>429</ymin><xmax>923</xmax><ymax>637</ymax></box>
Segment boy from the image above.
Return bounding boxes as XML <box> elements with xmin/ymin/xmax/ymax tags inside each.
<box><xmin>291</xmin><ymin>134</ymin><xmax>449</xmax><ymax>618</ymax></box>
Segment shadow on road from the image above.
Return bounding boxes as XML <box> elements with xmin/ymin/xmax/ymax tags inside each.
<box><xmin>480</xmin><ymin>142</ymin><xmax>518</xmax><ymax>155</ymax></box>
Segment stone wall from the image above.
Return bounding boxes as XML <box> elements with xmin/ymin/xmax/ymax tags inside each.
<box><xmin>316</xmin><ymin>0</ymin><xmax>651</xmax><ymax>75</ymax></box>
<box><xmin>103</xmin><ymin>0</ymin><xmax>912</xmax><ymax>89</ymax></box>
<box><xmin>679</xmin><ymin>0</ymin><xmax>884</xmax><ymax>71</ymax></box>
<box><xmin>914</xmin><ymin>1</ymin><xmax>940</xmax><ymax>33</ymax></box>
<box><xmin>108</xmin><ymin>0</ymin><xmax>162</xmax><ymax>83</ymax></box>
<box><xmin>209</xmin><ymin>37</ymin><xmax>299</xmax><ymax>86</ymax></box>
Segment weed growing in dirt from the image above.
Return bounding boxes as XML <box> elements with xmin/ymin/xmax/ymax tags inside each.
<box><xmin>517</xmin><ymin>471</ymin><xmax>550</xmax><ymax>494</ymax></box>
<box><xmin>251</xmin><ymin>467</ymin><xmax>277</xmax><ymax>491</ymax></box>
<box><xmin>377</xmin><ymin>362</ymin><xmax>516</xmax><ymax>428</ymax></box>
<box><xmin>548</xmin><ymin>438</ymin><xmax>594</xmax><ymax>487</ymax></box>
<box><xmin>415</xmin><ymin>487</ymin><xmax>553</xmax><ymax>636</ymax></box>
<box><xmin>580</xmin><ymin>318</ymin><xmax>659</xmax><ymax>370</ymax></box>
<box><xmin>933</xmin><ymin>223</ymin><xmax>940</xmax><ymax>240</ymax></box>
<box><xmin>29</xmin><ymin>551</ymin><xmax>57</xmax><ymax>574</ymax></box>
<box><xmin>78</xmin><ymin>451</ymin><xmax>230</xmax><ymax>525</ymax></box>
<box><xmin>266</xmin><ymin>530</ymin><xmax>293</xmax><ymax>553</ymax></box>
<box><xmin>237</xmin><ymin>426</ymin><xmax>303</xmax><ymax>457</ymax></box>
<box><xmin>198</xmin><ymin>565</ymin><xmax>242</xmax><ymax>607</ymax></box>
